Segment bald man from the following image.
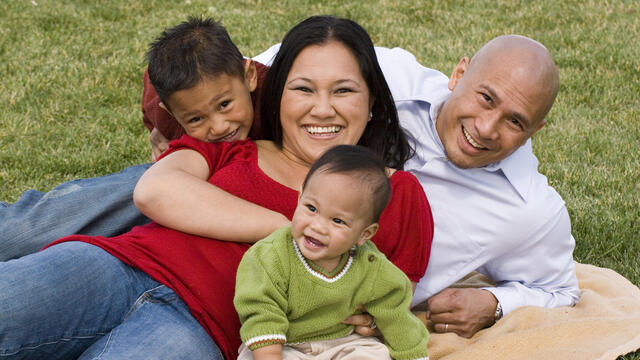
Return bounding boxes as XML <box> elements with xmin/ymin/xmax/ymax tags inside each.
<box><xmin>374</xmin><ymin>35</ymin><xmax>578</xmax><ymax>337</ymax></box>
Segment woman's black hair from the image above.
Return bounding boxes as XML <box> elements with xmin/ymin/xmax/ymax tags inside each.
<box><xmin>260</xmin><ymin>15</ymin><xmax>413</xmax><ymax>169</ymax></box>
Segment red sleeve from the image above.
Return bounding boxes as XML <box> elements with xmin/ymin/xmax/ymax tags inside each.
<box><xmin>157</xmin><ymin>135</ymin><xmax>254</xmax><ymax>178</ymax></box>
<box><xmin>372</xmin><ymin>171</ymin><xmax>433</xmax><ymax>282</ymax></box>
<box><xmin>141</xmin><ymin>69</ymin><xmax>186</xmax><ymax>140</ymax></box>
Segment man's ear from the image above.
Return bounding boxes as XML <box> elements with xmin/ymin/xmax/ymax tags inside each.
<box><xmin>448</xmin><ymin>57</ymin><xmax>469</xmax><ymax>91</ymax></box>
<box><xmin>356</xmin><ymin>223</ymin><xmax>379</xmax><ymax>246</ymax></box>
<box><xmin>158</xmin><ymin>102</ymin><xmax>173</xmax><ymax>116</ymax></box>
<box><xmin>243</xmin><ymin>59</ymin><xmax>258</xmax><ymax>92</ymax></box>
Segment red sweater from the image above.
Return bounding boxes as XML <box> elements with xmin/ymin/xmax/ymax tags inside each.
<box><xmin>48</xmin><ymin>137</ymin><xmax>433</xmax><ymax>360</ymax></box>
<box><xmin>141</xmin><ymin>60</ymin><xmax>269</xmax><ymax>141</ymax></box>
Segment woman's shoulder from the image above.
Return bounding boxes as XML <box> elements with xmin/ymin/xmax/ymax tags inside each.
<box><xmin>389</xmin><ymin>169</ymin><xmax>422</xmax><ymax>190</ymax></box>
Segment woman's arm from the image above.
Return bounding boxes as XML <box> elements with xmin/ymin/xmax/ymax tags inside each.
<box><xmin>133</xmin><ymin>149</ymin><xmax>290</xmax><ymax>242</ymax></box>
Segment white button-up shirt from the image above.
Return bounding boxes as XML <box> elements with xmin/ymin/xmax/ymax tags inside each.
<box><xmin>254</xmin><ymin>45</ymin><xmax>580</xmax><ymax>314</ymax></box>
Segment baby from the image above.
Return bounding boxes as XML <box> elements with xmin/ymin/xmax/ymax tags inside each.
<box><xmin>234</xmin><ymin>145</ymin><xmax>429</xmax><ymax>360</ymax></box>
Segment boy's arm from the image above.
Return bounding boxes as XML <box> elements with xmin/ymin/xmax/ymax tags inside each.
<box><xmin>134</xmin><ymin>147</ymin><xmax>290</xmax><ymax>242</ymax></box>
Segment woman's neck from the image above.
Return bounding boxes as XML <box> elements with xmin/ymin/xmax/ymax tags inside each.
<box><xmin>255</xmin><ymin>140</ymin><xmax>310</xmax><ymax>191</ymax></box>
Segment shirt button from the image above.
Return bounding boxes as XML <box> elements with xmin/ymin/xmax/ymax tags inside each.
<box><xmin>368</xmin><ymin>255</ymin><xmax>375</xmax><ymax>262</ymax></box>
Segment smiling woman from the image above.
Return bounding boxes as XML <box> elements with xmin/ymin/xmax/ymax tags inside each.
<box><xmin>278</xmin><ymin>41</ymin><xmax>372</xmax><ymax>166</ymax></box>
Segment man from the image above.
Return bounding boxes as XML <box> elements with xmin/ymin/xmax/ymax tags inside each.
<box><xmin>379</xmin><ymin>35</ymin><xmax>579</xmax><ymax>337</ymax></box>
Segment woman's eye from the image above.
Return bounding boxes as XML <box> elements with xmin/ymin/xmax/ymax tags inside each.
<box><xmin>481</xmin><ymin>93</ymin><xmax>492</xmax><ymax>103</ymax></box>
<box><xmin>335</xmin><ymin>88</ymin><xmax>352</xmax><ymax>94</ymax></box>
<box><xmin>219</xmin><ymin>100</ymin><xmax>230</xmax><ymax>109</ymax></box>
<box><xmin>295</xmin><ymin>86</ymin><xmax>312</xmax><ymax>93</ymax></box>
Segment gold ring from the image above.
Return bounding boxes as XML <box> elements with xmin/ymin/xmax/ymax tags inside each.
<box><xmin>444</xmin><ymin>323</ymin><xmax>449</xmax><ymax>332</ymax></box>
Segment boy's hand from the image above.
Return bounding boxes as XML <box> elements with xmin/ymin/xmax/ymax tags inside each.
<box><xmin>150</xmin><ymin>127</ymin><xmax>170</xmax><ymax>161</ymax></box>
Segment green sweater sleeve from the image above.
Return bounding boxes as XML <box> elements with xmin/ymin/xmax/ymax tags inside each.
<box><xmin>234</xmin><ymin>228</ymin><xmax>291</xmax><ymax>350</ymax></box>
<box><xmin>365</xmin><ymin>260</ymin><xmax>429</xmax><ymax>360</ymax></box>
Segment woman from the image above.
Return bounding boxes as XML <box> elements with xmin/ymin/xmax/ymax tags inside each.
<box><xmin>0</xmin><ymin>16</ymin><xmax>431</xmax><ymax>360</ymax></box>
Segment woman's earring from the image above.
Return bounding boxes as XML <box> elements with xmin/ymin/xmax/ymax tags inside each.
<box><xmin>349</xmin><ymin>245</ymin><xmax>357</xmax><ymax>257</ymax></box>
<box><xmin>368</xmin><ymin>111</ymin><xmax>373</xmax><ymax>121</ymax></box>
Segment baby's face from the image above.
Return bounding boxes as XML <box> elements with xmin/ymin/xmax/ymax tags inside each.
<box><xmin>291</xmin><ymin>171</ymin><xmax>375</xmax><ymax>272</ymax></box>
<box><xmin>164</xmin><ymin>73</ymin><xmax>255</xmax><ymax>143</ymax></box>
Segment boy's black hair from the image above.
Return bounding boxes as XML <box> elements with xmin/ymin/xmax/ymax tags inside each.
<box><xmin>146</xmin><ymin>17</ymin><xmax>244</xmax><ymax>105</ymax></box>
<box><xmin>260</xmin><ymin>15</ymin><xmax>413</xmax><ymax>170</ymax></box>
<box><xmin>302</xmin><ymin>145</ymin><xmax>391</xmax><ymax>222</ymax></box>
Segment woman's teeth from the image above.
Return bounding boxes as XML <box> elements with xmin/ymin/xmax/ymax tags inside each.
<box><xmin>305</xmin><ymin>126</ymin><xmax>342</xmax><ymax>135</ymax></box>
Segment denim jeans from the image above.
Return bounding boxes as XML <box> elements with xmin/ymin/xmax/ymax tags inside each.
<box><xmin>0</xmin><ymin>163</ymin><xmax>152</xmax><ymax>261</ymax></box>
<box><xmin>0</xmin><ymin>242</ymin><xmax>223</xmax><ymax>360</ymax></box>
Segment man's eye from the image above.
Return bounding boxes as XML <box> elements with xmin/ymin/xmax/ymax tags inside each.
<box><xmin>306</xmin><ymin>204</ymin><xmax>316</xmax><ymax>212</ymax></box>
<box><xmin>481</xmin><ymin>93</ymin><xmax>492</xmax><ymax>103</ymax></box>
<box><xmin>219</xmin><ymin>100</ymin><xmax>230</xmax><ymax>109</ymax></box>
<box><xmin>510</xmin><ymin>118</ymin><xmax>523</xmax><ymax>129</ymax></box>
<box><xmin>332</xmin><ymin>218</ymin><xmax>345</xmax><ymax>225</ymax></box>
<box><xmin>188</xmin><ymin>117</ymin><xmax>202</xmax><ymax>124</ymax></box>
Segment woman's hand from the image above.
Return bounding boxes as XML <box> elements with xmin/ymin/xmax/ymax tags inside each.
<box><xmin>342</xmin><ymin>306</ymin><xmax>381</xmax><ymax>338</ymax></box>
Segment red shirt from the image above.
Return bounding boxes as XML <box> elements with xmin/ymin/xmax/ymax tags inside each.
<box><xmin>141</xmin><ymin>60</ymin><xmax>269</xmax><ymax>141</ymax></box>
<box><xmin>48</xmin><ymin>137</ymin><xmax>433</xmax><ymax>360</ymax></box>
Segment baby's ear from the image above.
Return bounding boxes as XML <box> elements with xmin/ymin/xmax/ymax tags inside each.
<box><xmin>357</xmin><ymin>223</ymin><xmax>379</xmax><ymax>246</ymax></box>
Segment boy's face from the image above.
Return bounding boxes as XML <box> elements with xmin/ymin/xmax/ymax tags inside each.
<box><xmin>162</xmin><ymin>61</ymin><xmax>257</xmax><ymax>143</ymax></box>
<box><xmin>291</xmin><ymin>170</ymin><xmax>378</xmax><ymax>272</ymax></box>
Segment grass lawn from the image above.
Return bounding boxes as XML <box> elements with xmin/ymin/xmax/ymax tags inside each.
<box><xmin>1</xmin><ymin>0</ymin><xmax>638</xmax><ymax>358</ymax></box>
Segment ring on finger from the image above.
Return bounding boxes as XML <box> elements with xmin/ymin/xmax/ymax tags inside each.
<box><xmin>444</xmin><ymin>323</ymin><xmax>449</xmax><ymax>332</ymax></box>
<box><xmin>369</xmin><ymin>319</ymin><xmax>377</xmax><ymax>329</ymax></box>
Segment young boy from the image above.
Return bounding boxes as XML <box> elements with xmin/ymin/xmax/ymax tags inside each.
<box><xmin>234</xmin><ymin>145</ymin><xmax>429</xmax><ymax>360</ymax></box>
<box><xmin>144</xmin><ymin>16</ymin><xmax>268</xmax><ymax>157</ymax></box>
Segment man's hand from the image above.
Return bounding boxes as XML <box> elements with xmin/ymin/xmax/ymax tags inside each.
<box><xmin>426</xmin><ymin>288</ymin><xmax>497</xmax><ymax>338</ymax></box>
<box><xmin>149</xmin><ymin>127</ymin><xmax>170</xmax><ymax>162</ymax></box>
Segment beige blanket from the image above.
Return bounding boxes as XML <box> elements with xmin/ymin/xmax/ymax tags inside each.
<box><xmin>418</xmin><ymin>263</ymin><xmax>640</xmax><ymax>360</ymax></box>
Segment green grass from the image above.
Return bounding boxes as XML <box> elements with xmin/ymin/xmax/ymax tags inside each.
<box><xmin>1</xmin><ymin>0</ymin><xmax>638</xmax><ymax>357</ymax></box>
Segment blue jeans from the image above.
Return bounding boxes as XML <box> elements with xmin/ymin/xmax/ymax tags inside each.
<box><xmin>0</xmin><ymin>163</ymin><xmax>152</xmax><ymax>261</ymax></box>
<box><xmin>0</xmin><ymin>242</ymin><xmax>223</xmax><ymax>360</ymax></box>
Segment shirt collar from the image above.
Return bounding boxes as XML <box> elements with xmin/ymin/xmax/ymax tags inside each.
<box><xmin>430</xmin><ymin>94</ymin><xmax>536</xmax><ymax>202</ymax></box>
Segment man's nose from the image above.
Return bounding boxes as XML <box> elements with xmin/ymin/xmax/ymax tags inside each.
<box><xmin>475</xmin><ymin>112</ymin><xmax>500</xmax><ymax>140</ymax></box>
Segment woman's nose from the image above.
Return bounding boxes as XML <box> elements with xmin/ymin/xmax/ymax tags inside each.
<box><xmin>309</xmin><ymin>94</ymin><xmax>336</xmax><ymax>119</ymax></box>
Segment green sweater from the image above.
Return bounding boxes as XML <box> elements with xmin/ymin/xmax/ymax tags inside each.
<box><xmin>234</xmin><ymin>226</ymin><xmax>429</xmax><ymax>360</ymax></box>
